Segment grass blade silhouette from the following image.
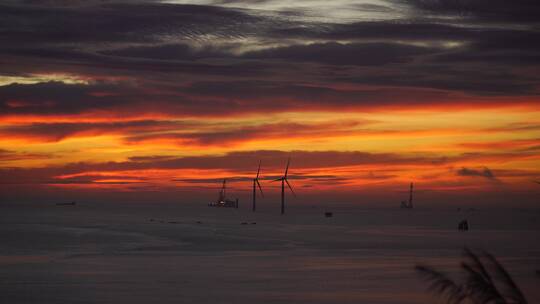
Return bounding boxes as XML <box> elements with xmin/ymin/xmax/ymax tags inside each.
<box><xmin>483</xmin><ymin>251</ymin><xmax>528</xmax><ymax>304</ymax></box>
<box><xmin>416</xmin><ymin>247</ymin><xmax>529</xmax><ymax>304</ymax></box>
<box><xmin>462</xmin><ymin>248</ymin><xmax>504</xmax><ymax>304</ymax></box>
<box><xmin>415</xmin><ymin>265</ymin><xmax>467</xmax><ymax>304</ymax></box>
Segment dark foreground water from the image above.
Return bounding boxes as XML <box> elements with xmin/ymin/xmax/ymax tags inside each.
<box><xmin>1</xmin><ymin>202</ymin><xmax>539</xmax><ymax>304</ymax></box>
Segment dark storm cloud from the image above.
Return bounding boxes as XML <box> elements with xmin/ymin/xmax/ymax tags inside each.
<box><xmin>435</xmin><ymin>50</ymin><xmax>540</xmax><ymax>66</ymax></box>
<box><xmin>127</xmin><ymin>155</ymin><xmax>179</xmax><ymax>162</ymax></box>
<box><xmin>270</xmin><ymin>21</ymin><xmax>468</xmax><ymax>41</ymax></box>
<box><xmin>105</xmin><ymin>41</ymin><xmax>438</xmax><ymax>67</ymax></box>
<box><xmin>0</xmin><ymin>0</ymin><xmax>538</xmax><ymax>117</ymax></box>
<box><xmin>186</xmin><ymin>81</ymin><xmax>364</xmax><ymax>102</ymax></box>
<box><xmin>402</xmin><ymin>0</ymin><xmax>540</xmax><ymax>24</ymax></box>
<box><xmin>489</xmin><ymin>169</ymin><xmax>540</xmax><ymax>178</ymax></box>
<box><xmin>0</xmin><ymin>120</ymin><xmax>188</xmax><ymax>142</ymax></box>
<box><xmin>0</xmin><ymin>149</ymin><xmax>52</xmax><ymax>161</ymax></box>
<box><xmin>0</xmin><ymin>80</ymin><xmax>242</xmax><ymax>117</ymax></box>
<box><xmin>0</xmin><ymin>118</ymin><xmax>365</xmax><ymax>144</ymax></box>
<box><xmin>0</xmin><ymin>80</ymin><xmax>457</xmax><ymax>118</ymax></box>
<box><xmin>0</xmin><ymin>2</ymin><xmax>260</xmax><ymax>44</ymax></box>
<box><xmin>47</xmin><ymin>174</ymin><xmax>146</xmax><ymax>185</ymax></box>
<box><xmin>125</xmin><ymin>120</ymin><xmax>363</xmax><ymax>146</ymax></box>
<box><xmin>334</xmin><ymin>63</ymin><xmax>539</xmax><ymax>95</ymax></box>
<box><xmin>243</xmin><ymin>42</ymin><xmax>436</xmax><ymax>66</ymax></box>
<box><xmin>456</xmin><ymin>167</ymin><xmax>497</xmax><ymax>180</ymax></box>
<box><xmin>429</xmin><ymin>29</ymin><xmax>540</xmax><ymax>67</ymax></box>
<box><xmin>0</xmin><ymin>77</ymin><xmax>529</xmax><ymax>121</ymax></box>
<box><xmin>184</xmin><ymin>80</ymin><xmax>454</xmax><ymax>106</ymax></box>
<box><xmin>0</xmin><ymin>81</ymin><xmax>272</xmax><ymax>117</ymax></box>
<box><xmin>0</xmin><ymin>81</ymin><xmax>128</xmax><ymax>116</ymax></box>
<box><xmin>103</xmin><ymin>44</ymin><xmax>230</xmax><ymax>61</ymax></box>
<box><xmin>0</xmin><ymin>47</ymin><xmax>266</xmax><ymax>77</ymax></box>
<box><xmin>0</xmin><ymin>1</ymin><xmax>274</xmax><ymax>78</ymax></box>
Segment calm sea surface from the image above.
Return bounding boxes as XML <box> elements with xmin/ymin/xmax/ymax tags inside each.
<box><xmin>1</xmin><ymin>202</ymin><xmax>539</xmax><ymax>304</ymax></box>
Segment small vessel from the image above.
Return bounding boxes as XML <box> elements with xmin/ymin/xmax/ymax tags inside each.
<box><xmin>56</xmin><ymin>201</ymin><xmax>76</xmax><ymax>206</ymax></box>
<box><xmin>208</xmin><ymin>179</ymin><xmax>238</xmax><ymax>208</ymax></box>
<box><xmin>458</xmin><ymin>219</ymin><xmax>469</xmax><ymax>231</ymax></box>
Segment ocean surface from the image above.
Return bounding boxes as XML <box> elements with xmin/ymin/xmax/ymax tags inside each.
<box><xmin>1</xmin><ymin>201</ymin><xmax>539</xmax><ymax>304</ymax></box>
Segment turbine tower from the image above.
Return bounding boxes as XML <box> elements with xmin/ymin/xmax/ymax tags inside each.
<box><xmin>408</xmin><ymin>182</ymin><xmax>413</xmax><ymax>209</ymax></box>
<box><xmin>219</xmin><ymin>179</ymin><xmax>226</xmax><ymax>202</ymax></box>
<box><xmin>274</xmin><ymin>158</ymin><xmax>296</xmax><ymax>215</ymax></box>
<box><xmin>252</xmin><ymin>160</ymin><xmax>264</xmax><ymax>212</ymax></box>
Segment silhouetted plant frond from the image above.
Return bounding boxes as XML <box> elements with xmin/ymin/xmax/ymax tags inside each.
<box><xmin>415</xmin><ymin>265</ymin><xmax>467</xmax><ymax>304</ymax></box>
<box><xmin>461</xmin><ymin>249</ymin><xmax>504</xmax><ymax>304</ymax></box>
<box><xmin>462</xmin><ymin>261</ymin><xmax>504</xmax><ymax>304</ymax></box>
<box><xmin>463</xmin><ymin>247</ymin><xmax>493</xmax><ymax>284</ymax></box>
<box><xmin>416</xmin><ymin>247</ymin><xmax>529</xmax><ymax>304</ymax></box>
<box><xmin>482</xmin><ymin>251</ymin><xmax>528</xmax><ymax>304</ymax></box>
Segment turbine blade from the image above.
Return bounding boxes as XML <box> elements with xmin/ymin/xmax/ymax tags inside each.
<box><xmin>272</xmin><ymin>178</ymin><xmax>282</xmax><ymax>182</ymax></box>
<box><xmin>256</xmin><ymin>180</ymin><xmax>264</xmax><ymax>197</ymax></box>
<box><xmin>285</xmin><ymin>179</ymin><xmax>296</xmax><ymax>197</ymax></box>
<box><xmin>284</xmin><ymin>157</ymin><xmax>290</xmax><ymax>178</ymax></box>
<box><xmin>256</xmin><ymin>160</ymin><xmax>261</xmax><ymax>179</ymax></box>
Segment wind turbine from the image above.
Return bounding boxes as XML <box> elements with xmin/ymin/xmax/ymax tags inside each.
<box><xmin>252</xmin><ymin>160</ymin><xmax>264</xmax><ymax>212</ymax></box>
<box><xmin>273</xmin><ymin>157</ymin><xmax>296</xmax><ymax>215</ymax></box>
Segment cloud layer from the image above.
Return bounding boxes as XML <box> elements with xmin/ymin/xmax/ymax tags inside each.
<box><xmin>1</xmin><ymin>0</ymin><xmax>539</xmax><ymax>205</ymax></box>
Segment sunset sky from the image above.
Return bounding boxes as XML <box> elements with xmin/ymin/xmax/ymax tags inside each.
<box><xmin>1</xmin><ymin>0</ymin><xmax>539</xmax><ymax>207</ymax></box>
